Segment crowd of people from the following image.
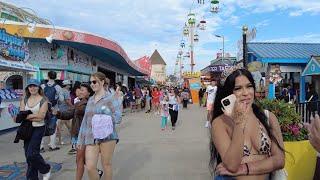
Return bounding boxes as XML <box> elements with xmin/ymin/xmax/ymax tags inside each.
<box><xmin>14</xmin><ymin>71</ymin><xmax>123</xmax><ymax>180</ymax></box>
<box><xmin>11</xmin><ymin>67</ymin><xmax>320</xmax><ymax>180</ymax></box>
<box><xmin>13</xmin><ymin>70</ymin><xmax>197</xmax><ymax>180</ymax></box>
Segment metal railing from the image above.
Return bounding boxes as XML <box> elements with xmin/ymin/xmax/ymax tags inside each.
<box><xmin>296</xmin><ymin>101</ymin><xmax>320</xmax><ymax>123</ymax></box>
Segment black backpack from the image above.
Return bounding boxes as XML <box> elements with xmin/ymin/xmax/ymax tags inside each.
<box><xmin>39</xmin><ymin>98</ymin><xmax>57</xmax><ymax>136</ymax></box>
<box><xmin>44</xmin><ymin>83</ymin><xmax>57</xmax><ymax>107</ymax></box>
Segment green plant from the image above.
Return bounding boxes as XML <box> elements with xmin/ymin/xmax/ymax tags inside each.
<box><xmin>257</xmin><ymin>99</ymin><xmax>308</xmax><ymax>141</ymax></box>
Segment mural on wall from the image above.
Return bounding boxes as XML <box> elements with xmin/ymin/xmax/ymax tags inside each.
<box><xmin>28</xmin><ymin>42</ymin><xmax>94</xmax><ymax>75</ymax></box>
<box><xmin>7</xmin><ymin>103</ymin><xmax>19</xmax><ymax>118</ymax></box>
<box><xmin>269</xmin><ymin>64</ymin><xmax>283</xmax><ymax>85</ymax></box>
<box><xmin>28</xmin><ymin>42</ymin><xmax>66</xmax><ymax>68</ymax></box>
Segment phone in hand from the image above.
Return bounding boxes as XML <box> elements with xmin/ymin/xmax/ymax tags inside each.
<box><xmin>221</xmin><ymin>94</ymin><xmax>236</xmax><ymax>116</ymax></box>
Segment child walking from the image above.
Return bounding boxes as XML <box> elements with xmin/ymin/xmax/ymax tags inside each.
<box><xmin>160</xmin><ymin>95</ymin><xmax>169</xmax><ymax>130</ymax></box>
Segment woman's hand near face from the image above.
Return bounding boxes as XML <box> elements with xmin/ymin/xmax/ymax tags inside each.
<box><xmin>232</xmin><ymin>99</ymin><xmax>250</xmax><ymax>127</ymax></box>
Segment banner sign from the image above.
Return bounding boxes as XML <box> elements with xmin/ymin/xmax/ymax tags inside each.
<box><xmin>182</xmin><ymin>71</ymin><xmax>201</xmax><ymax>78</ymax></box>
<box><xmin>201</xmin><ymin>65</ymin><xmax>232</xmax><ymax>74</ymax></box>
<box><xmin>0</xmin><ymin>29</ymin><xmax>29</xmax><ymax>62</ymax></box>
<box><xmin>0</xmin><ymin>58</ymin><xmax>38</xmax><ymax>71</ymax></box>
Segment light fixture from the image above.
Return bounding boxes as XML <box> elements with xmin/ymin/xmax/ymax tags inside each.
<box><xmin>43</xmin><ymin>19</ymin><xmax>55</xmax><ymax>43</ymax></box>
<box><xmin>46</xmin><ymin>34</ymin><xmax>53</xmax><ymax>43</ymax></box>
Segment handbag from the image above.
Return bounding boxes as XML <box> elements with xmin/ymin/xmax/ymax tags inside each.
<box><xmin>173</xmin><ymin>104</ymin><xmax>180</xmax><ymax>111</ymax></box>
<box><xmin>92</xmin><ymin>114</ymin><xmax>113</xmax><ymax>139</ymax></box>
<box><xmin>265</xmin><ymin>110</ymin><xmax>288</xmax><ymax>180</ymax></box>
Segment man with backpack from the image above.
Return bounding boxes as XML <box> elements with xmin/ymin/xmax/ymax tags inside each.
<box><xmin>40</xmin><ymin>71</ymin><xmax>62</xmax><ymax>152</ymax></box>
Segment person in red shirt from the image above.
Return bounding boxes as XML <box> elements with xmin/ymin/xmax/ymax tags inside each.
<box><xmin>152</xmin><ymin>87</ymin><xmax>161</xmax><ymax>114</ymax></box>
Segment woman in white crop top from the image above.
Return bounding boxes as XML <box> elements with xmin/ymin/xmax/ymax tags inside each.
<box><xmin>18</xmin><ymin>79</ymin><xmax>51</xmax><ymax>180</ymax></box>
<box><xmin>168</xmin><ymin>87</ymin><xmax>181</xmax><ymax>130</ymax></box>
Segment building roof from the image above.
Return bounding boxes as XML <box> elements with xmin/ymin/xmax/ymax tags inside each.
<box><xmin>314</xmin><ymin>56</ymin><xmax>320</xmax><ymax>62</ymax></box>
<box><xmin>248</xmin><ymin>42</ymin><xmax>320</xmax><ymax>59</ymax></box>
<box><xmin>149</xmin><ymin>50</ymin><xmax>167</xmax><ymax>65</ymax></box>
<box><xmin>211</xmin><ymin>57</ymin><xmax>237</xmax><ymax>66</ymax></box>
<box><xmin>3</xmin><ymin>21</ymin><xmax>148</xmax><ymax>76</ymax></box>
<box><xmin>302</xmin><ymin>56</ymin><xmax>320</xmax><ymax>76</ymax></box>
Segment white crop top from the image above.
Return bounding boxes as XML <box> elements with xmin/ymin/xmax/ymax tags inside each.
<box><xmin>25</xmin><ymin>101</ymin><xmax>45</xmax><ymax>127</ymax></box>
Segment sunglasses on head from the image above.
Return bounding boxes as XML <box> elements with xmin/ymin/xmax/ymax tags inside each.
<box><xmin>89</xmin><ymin>80</ymin><xmax>98</xmax><ymax>85</ymax></box>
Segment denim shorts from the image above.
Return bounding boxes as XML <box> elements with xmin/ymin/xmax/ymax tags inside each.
<box><xmin>214</xmin><ymin>175</ymin><xmax>235</xmax><ymax>180</ymax></box>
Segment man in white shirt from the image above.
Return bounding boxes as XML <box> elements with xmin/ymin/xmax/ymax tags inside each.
<box><xmin>40</xmin><ymin>71</ymin><xmax>62</xmax><ymax>152</ymax></box>
<box><xmin>205</xmin><ymin>80</ymin><xmax>217</xmax><ymax>128</ymax></box>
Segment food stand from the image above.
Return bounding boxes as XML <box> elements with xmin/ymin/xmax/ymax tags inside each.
<box><xmin>0</xmin><ymin>29</ymin><xmax>38</xmax><ymax>132</ymax></box>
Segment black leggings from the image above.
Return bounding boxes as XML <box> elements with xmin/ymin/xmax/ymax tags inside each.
<box><xmin>169</xmin><ymin>105</ymin><xmax>178</xmax><ymax>127</ymax></box>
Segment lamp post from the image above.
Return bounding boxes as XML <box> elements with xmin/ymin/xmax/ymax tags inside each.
<box><xmin>242</xmin><ymin>25</ymin><xmax>248</xmax><ymax>68</ymax></box>
<box><xmin>215</xmin><ymin>34</ymin><xmax>224</xmax><ymax>62</ymax></box>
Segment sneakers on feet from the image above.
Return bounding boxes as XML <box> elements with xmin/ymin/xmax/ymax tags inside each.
<box><xmin>98</xmin><ymin>169</ymin><xmax>104</xmax><ymax>179</ymax></box>
<box><xmin>43</xmin><ymin>169</ymin><xmax>51</xmax><ymax>180</ymax></box>
<box><xmin>49</xmin><ymin>146</ymin><xmax>60</xmax><ymax>151</ymax></box>
<box><xmin>68</xmin><ymin>148</ymin><xmax>77</xmax><ymax>155</ymax></box>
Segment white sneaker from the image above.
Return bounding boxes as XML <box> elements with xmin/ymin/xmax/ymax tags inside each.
<box><xmin>205</xmin><ymin>121</ymin><xmax>210</xmax><ymax>128</ymax></box>
<box><xmin>43</xmin><ymin>169</ymin><xmax>51</xmax><ymax>180</ymax></box>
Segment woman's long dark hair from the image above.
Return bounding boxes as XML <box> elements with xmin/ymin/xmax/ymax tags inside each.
<box><xmin>209</xmin><ymin>68</ymin><xmax>285</xmax><ymax>174</ymax></box>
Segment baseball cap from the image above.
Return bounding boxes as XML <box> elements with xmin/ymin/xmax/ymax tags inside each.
<box><xmin>62</xmin><ymin>80</ymin><xmax>72</xmax><ymax>85</ymax></box>
<box><xmin>26</xmin><ymin>79</ymin><xmax>41</xmax><ymax>87</ymax></box>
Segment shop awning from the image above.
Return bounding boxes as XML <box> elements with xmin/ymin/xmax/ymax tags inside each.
<box><xmin>0</xmin><ymin>58</ymin><xmax>38</xmax><ymax>72</ymax></box>
<box><xmin>2</xmin><ymin>22</ymin><xmax>147</xmax><ymax>76</ymax></box>
<box><xmin>302</xmin><ymin>56</ymin><xmax>320</xmax><ymax>76</ymax></box>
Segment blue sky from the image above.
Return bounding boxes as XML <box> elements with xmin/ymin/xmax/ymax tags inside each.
<box><xmin>5</xmin><ymin>0</ymin><xmax>320</xmax><ymax>74</ymax></box>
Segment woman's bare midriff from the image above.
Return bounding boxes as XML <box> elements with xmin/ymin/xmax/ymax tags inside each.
<box><xmin>236</xmin><ymin>154</ymin><xmax>269</xmax><ymax>180</ymax></box>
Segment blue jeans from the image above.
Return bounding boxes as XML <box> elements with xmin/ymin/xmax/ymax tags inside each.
<box><xmin>24</xmin><ymin>126</ymin><xmax>50</xmax><ymax>180</ymax></box>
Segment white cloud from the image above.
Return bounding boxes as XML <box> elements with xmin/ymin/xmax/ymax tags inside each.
<box><xmin>261</xmin><ymin>33</ymin><xmax>320</xmax><ymax>43</ymax></box>
<box><xmin>255</xmin><ymin>19</ymin><xmax>270</xmax><ymax>28</ymax></box>
<box><xmin>4</xmin><ymin>0</ymin><xmax>320</xmax><ymax>75</ymax></box>
<box><xmin>289</xmin><ymin>11</ymin><xmax>304</xmax><ymax>17</ymax></box>
<box><xmin>228</xmin><ymin>15</ymin><xmax>239</xmax><ymax>25</ymax></box>
<box><xmin>225</xmin><ymin>0</ymin><xmax>320</xmax><ymax>15</ymax></box>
